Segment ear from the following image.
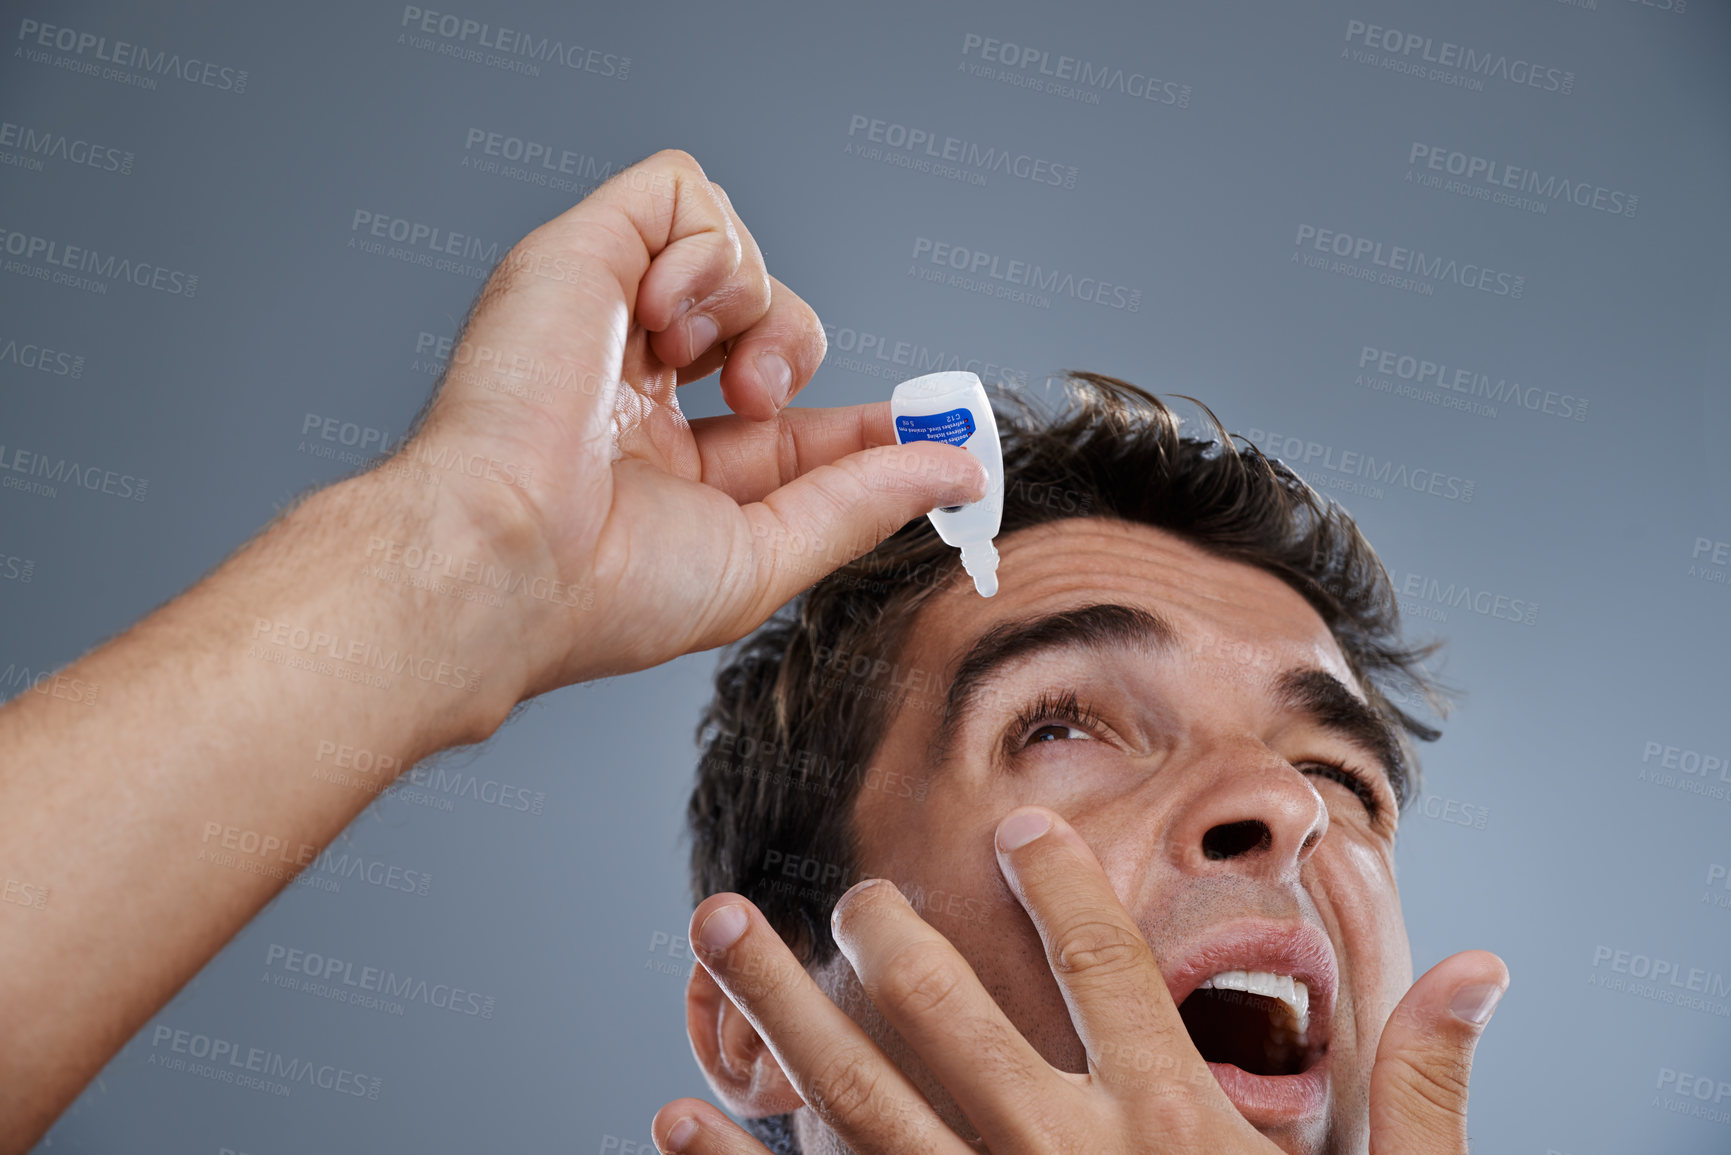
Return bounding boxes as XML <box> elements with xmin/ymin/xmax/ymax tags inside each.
<box><xmin>685</xmin><ymin>957</ymin><xmax>805</xmax><ymax>1118</ymax></box>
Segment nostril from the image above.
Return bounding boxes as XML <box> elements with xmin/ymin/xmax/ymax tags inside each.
<box><xmin>1202</xmin><ymin>819</ymin><xmax>1271</xmax><ymax>861</ymax></box>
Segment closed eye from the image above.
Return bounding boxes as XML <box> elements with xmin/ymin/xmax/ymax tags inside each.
<box><xmin>1301</xmin><ymin>761</ymin><xmax>1382</xmax><ymax>821</ymax></box>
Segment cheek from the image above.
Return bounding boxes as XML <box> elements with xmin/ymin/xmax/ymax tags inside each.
<box><xmin>858</xmin><ymin>755</ymin><xmax>1079</xmax><ymax>909</ymax></box>
<box><xmin>855</xmin><ymin>783</ymin><xmax>1090</xmax><ymax>1066</ymax></box>
<box><xmin>855</xmin><ymin>780</ymin><xmax>1009</xmax><ymax>931</ymax></box>
<box><xmin>911</xmin><ymin>854</ymin><xmax>1092</xmax><ymax>1076</ymax></box>
<box><xmin>1321</xmin><ymin>839</ymin><xmax>1410</xmax><ymax>1036</ymax></box>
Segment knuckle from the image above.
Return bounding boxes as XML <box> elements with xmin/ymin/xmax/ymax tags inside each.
<box><xmin>1382</xmin><ymin>1053</ymin><xmax>1471</xmax><ymax>1120</ymax></box>
<box><xmin>482</xmin><ymin>227</ymin><xmax>609</xmax><ymax>307</ymax></box>
<box><xmin>764</xmin><ymin>951</ymin><xmax>821</xmax><ymax>1004</ymax></box>
<box><xmin>825</xmin><ymin>455</ymin><xmax>878</xmax><ymax>506</ymax></box>
<box><xmin>774</xmin><ymin>416</ymin><xmax>803</xmax><ymax>486</ymax></box>
<box><xmin>714</xmin><ymin>943</ymin><xmax>797</xmax><ymax>1005</ymax></box>
<box><xmin>876</xmin><ymin>941</ymin><xmax>967</xmax><ymax>1020</ymax></box>
<box><xmin>820</xmin><ymin>455</ymin><xmax>912</xmax><ymax>545</ymax></box>
<box><xmin>651</xmin><ymin>147</ymin><xmax>705</xmax><ymax>175</ymax></box>
<box><xmin>807</xmin><ymin>1046</ymin><xmax>889</xmax><ymax>1123</ymax></box>
<box><xmin>803</xmin><ymin>304</ymin><xmax>828</xmax><ymax>363</ymax></box>
<box><xmin>1052</xmin><ymin>917</ymin><xmax>1149</xmax><ymax>980</ymax></box>
<box><xmin>738</xmin><ymin>263</ymin><xmax>771</xmax><ymax>310</ymax></box>
<box><xmin>1011</xmin><ymin>1111</ymin><xmax>1068</xmax><ymax>1154</ymax></box>
<box><xmin>1151</xmin><ymin>1095</ymin><xmax>1206</xmax><ymax>1139</ymax></box>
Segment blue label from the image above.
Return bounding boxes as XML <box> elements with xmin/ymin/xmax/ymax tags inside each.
<box><xmin>895</xmin><ymin>407</ymin><xmax>976</xmax><ymax>447</ymax></box>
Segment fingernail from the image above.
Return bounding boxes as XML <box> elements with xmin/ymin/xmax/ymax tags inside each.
<box><xmin>1449</xmin><ymin>982</ymin><xmax>1503</xmax><ymax>1025</ymax></box>
<box><xmin>688</xmin><ymin>313</ymin><xmax>719</xmax><ymax>358</ymax></box>
<box><xmin>666</xmin><ymin>1117</ymin><xmax>698</xmax><ymax>1150</ymax></box>
<box><xmin>697</xmin><ymin>903</ymin><xmax>749</xmax><ymax>952</ymax></box>
<box><xmin>997</xmin><ymin>810</ymin><xmax>1052</xmax><ymax>852</ymax></box>
<box><xmin>672</xmin><ymin>296</ymin><xmax>695</xmax><ymax>322</ymax></box>
<box><xmin>938</xmin><ymin>462</ymin><xmax>988</xmax><ymax>506</ymax></box>
<box><xmin>836</xmin><ymin>877</ymin><xmax>897</xmax><ymax>911</ymax></box>
<box><xmin>757</xmin><ymin>352</ymin><xmax>793</xmax><ymax>409</ymax></box>
<box><xmin>831</xmin><ymin>879</ymin><xmax>901</xmax><ymax>946</ymax></box>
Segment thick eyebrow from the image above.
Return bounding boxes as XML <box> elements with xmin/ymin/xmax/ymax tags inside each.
<box><xmin>923</xmin><ymin>603</ymin><xmax>1409</xmax><ymax>807</ymax></box>
<box><xmin>930</xmin><ymin>603</ymin><xmax>1177</xmax><ymax>768</ymax></box>
<box><xmin>1271</xmin><ymin>667</ymin><xmax>1409</xmax><ymax>808</ymax></box>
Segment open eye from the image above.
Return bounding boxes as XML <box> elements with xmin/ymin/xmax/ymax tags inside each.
<box><xmin>1026</xmin><ymin>722</ymin><xmax>1091</xmax><ymax>744</ymax></box>
<box><xmin>1007</xmin><ymin>689</ymin><xmax>1104</xmax><ymax>754</ymax></box>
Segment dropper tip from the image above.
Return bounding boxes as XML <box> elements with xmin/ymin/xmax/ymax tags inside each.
<box><xmin>960</xmin><ymin>541</ymin><xmax>1000</xmax><ymax>598</ymax></box>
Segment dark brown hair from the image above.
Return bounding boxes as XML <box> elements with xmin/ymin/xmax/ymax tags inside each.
<box><xmin>687</xmin><ymin>371</ymin><xmax>1449</xmax><ymax>965</ymax></box>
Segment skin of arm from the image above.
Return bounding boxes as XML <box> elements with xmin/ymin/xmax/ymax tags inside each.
<box><xmin>0</xmin><ymin>149</ymin><xmax>987</xmax><ymax>1152</ymax></box>
<box><xmin>0</xmin><ymin>469</ymin><xmax>528</xmax><ymax>1143</ymax></box>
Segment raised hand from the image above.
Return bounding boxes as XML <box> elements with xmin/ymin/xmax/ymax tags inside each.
<box><xmin>653</xmin><ymin>807</ymin><xmax>1506</xmax><ymax>1154</ymax></box>
<box><xmin>392</xmin><ymin>148</ymin><xmax>988</xmax><ymax>694</ymax></box>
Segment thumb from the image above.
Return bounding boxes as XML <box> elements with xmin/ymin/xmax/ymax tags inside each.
<box><xmin>1369</xmin><ymin>950</ymin><xmax>1509</xmax><ymax>1155</ymax></box>
<box><xmin>740</xmin><ymin>440</ymin><xmax>988</xmax><ymax>612</ymax></box>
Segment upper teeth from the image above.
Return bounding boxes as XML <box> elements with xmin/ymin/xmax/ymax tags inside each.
<box><xmin>1196</xmin><ymin>970</ymin><xmax>1310</xmax><ymax>1038</ymax></box>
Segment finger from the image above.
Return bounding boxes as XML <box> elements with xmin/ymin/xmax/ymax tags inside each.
<box><xmin>689</xmin><ymin>894</ymin><xmax>974</xmax><ymax>1155</ymax></box>
<box><xmin>740</xmin><ymin>441</ymin><xmax>988</xmax><ymax>614</ymax></box>
<box><xmin>830</xmin><ymin>879</ymin><xmax>1072</xmax><ymax>1151</ymax></box>
<box><xmin>690</xmin><ymin>401</ymin><xmax>899</xmax><ymax>505</ymax></box>
<box><xmin>992</xmin><ymin>808</ymin><xmax>1207</xmax><ymax>1093</ymax></box>
<box><xmin>669</xmin><ymin>275</ymin><xmax>825</xmax><ymax>413</ymax></box>
<box><xmin>651</xmin><ymin>1098</ymin><xmax>773</xmax><ymax>1155</ymax></box>
<box><xmin>678</xmin><ymin>188</ymin><xmax>825</xmax><ymax>417</ymax></box>
<box><xmin>640</xmin><ymin>187</ymin><xmax>758</xmax><ymax>372</ymax></box>
<box><xmin>1368</xmin><ymin>950</ymin><xmax>1508</xmax><ymax>1155</ymax></box>
<box><xmin>676</xmin><ymin>340</ymin><xmax>731</xmax><ymax>387</ymax></box>
<box><xmin>711</xmin><ymin>275</ymin><xmax>826</xmax><ymax>418</ymax></box>
<box><xmin>632</xmin><ymin>170</ymin><xmax>749</xmax><ymax>359</ymax></box>
<box><xmin>441</xmin><ymin>148</ymin><xmax>727</xmax><ymax>446</ymax></box>
<box><xmin>643</xmin><ymin>186</ymin><xmax>810</xmax><ymax>422</ymax></box>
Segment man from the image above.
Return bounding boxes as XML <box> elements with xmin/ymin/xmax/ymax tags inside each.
<box><xmin>665</xmin><ymin>375</ymin><xmax>1508</xmax><ymax>1155</ymax></box>
<box><xmin>0</xmin><ymin>150</ymin><xmax>1502</xmax><ymax>1155</ymax></box>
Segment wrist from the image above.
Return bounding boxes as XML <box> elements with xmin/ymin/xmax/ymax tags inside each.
<box><xmin>287</xmin><ymin>469</ymin><xmax>544</xmax><ymax>749</ymax></box>
<box><xmin>371</xmin><ymin>424</ymin><xmax>616</xmax><ymax>693</ymax></box>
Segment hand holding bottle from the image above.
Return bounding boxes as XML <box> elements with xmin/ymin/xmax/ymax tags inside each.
<box><xmin>396</xmin><ymin>149</ymin><xmax>990</xmax><ymax>692</ymax></box>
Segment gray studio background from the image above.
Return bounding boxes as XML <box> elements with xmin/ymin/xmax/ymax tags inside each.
<box><xmin>3</xmin><ymin>0</ymin><xmax>1729</xmax><ymax>1151</ymax></box>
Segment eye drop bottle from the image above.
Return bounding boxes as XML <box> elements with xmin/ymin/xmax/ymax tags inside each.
<box><xmin>891</xmin><ymin>371</ymin><xmax>1003</xmax><ymax>597</ymax></box>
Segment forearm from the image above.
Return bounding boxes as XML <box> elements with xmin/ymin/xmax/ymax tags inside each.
<box><xmin>0</xmin><ymin>469</ymin><xmax>532</xmax><ymax>1148</ymax></box>
<box><xmin>0</xmin><ymin>146</ymin><xmax>975</xmax><ymax>1151</ymax></box>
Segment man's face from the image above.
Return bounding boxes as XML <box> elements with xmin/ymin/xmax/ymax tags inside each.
<box><xmin>804</xmin><ymin>517</ymin><xmax>1412</xmax><ymax>1155</ymax></box>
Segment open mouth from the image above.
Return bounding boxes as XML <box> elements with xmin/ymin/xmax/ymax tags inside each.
<box><xmin>1162</xmin><ymin>922</ymin><xmax>1338</xmax><ymax>1123</ymax></box>
<box><xmin>1177</xmin><ymin>969</ymin><xmax>1318</xmax><ymax>1077</ymax></box>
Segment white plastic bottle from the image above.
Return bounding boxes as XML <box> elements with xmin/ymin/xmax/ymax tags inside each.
<box><xmin>891</xmin><ymin>371</ymin><xmax>1004</xmax><ymax>597</ymax></box>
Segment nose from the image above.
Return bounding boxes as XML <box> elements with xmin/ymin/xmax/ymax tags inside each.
<box><xmin>1166</xmin><ymin>740</ymin><xmax>1329</xmax><ymax>879</ymax></box>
